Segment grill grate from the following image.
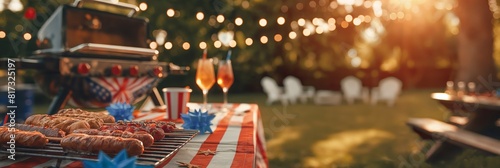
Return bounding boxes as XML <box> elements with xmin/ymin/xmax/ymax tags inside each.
<box><xmin>0</xmin><ymin>129</ymin><xmax>198</xmax><ymax>167</ymax></box>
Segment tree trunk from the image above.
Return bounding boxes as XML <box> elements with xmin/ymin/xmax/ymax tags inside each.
<box><xmin>455</xmin><ymin>0</ymin><xmax>498</xmax><ymax>92</ymax></box>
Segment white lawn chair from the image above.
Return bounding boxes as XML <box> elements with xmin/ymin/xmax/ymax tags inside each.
<box><xmin>340</xmin><ymin>76</ymin><xmax>363</xmax><ymax>104</ymax></box>
<box><xmin>372</xmin><ymin>77</ymin><xmax>402</xmax><ymax>106</ymax></box>
<box><xmin>283</xmin><ymin>76</ymin><xmax>313</xmax><ymax>104</ymax></box>
<box><xmin>261</xmin><ymin>76</ymin><xmax>287</xmax><ymax>105</ymax></box>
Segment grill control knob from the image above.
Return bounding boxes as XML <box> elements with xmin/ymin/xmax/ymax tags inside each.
<box><xmin>129</xmin><ymin>65</ymin><xmax>139</xmax><ymax>76</ymax></box>
<box><xmin>77</xmin><ymin>63</ymin><xmax>91</xmax><ymax>75</ymax></box>
<box><xmin>152</xmin><ymin>66</ymin><xmax>163</xmax><ymax>77</ymax></box>
<box><xmin>111</xmin><ymin>65</ymin><xmax>122</xmax><ymax>76</ymax></box>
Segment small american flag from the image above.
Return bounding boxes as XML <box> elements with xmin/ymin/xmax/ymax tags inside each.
<box><xmin>68</xmin><ymin>77</ymin><xmax>157</xmax><ymax>108</ymax></box>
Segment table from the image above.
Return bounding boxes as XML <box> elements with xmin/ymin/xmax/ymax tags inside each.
<box><xmin>0</xmin><ymin>103</ymin><xmax>269</xmax><ymax>168</ymax></box>
<box><xmin>427</xmin><ymin>93</ymin><xmax>500</xmax><ymax>161</ymax></box>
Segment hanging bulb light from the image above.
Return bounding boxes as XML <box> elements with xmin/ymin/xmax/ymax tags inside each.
<box><xmin>8</xmin><ymin>0</ymin><xmax>23</xmax><ymax>12</ymax></box>
<box><xmin>217</xmin><ymin>30</ymin><xmax>234</xmax><ymax>47</ymax></box>
<box><xmin>153</xmin><ymin>29</ymin><xmax>167</xmax><ymax>45</ymax></box>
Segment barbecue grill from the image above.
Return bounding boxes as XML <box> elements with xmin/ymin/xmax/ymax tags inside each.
<box><xmin>5</xmin><ymin>0</ymin><xmax>188</xmax><ymax>114</ymax></box>
<box><xmin>0</xmin><ymin>129</ymin><xmax>199</xmax><ymax>167</ymax></box>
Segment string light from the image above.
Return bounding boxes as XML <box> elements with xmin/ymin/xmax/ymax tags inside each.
<box><xmin>364</xmin><ymin>1</ymin><xmax>372</xmax><ymax>8</ymax></box>
<box><xmin>328</xmin><ymin>24</ymin><xmax>336</xmax><ymax>31</ymax></box>
<box><xmin>298</xmin><ymin>18</ymin><xmax>306</xmax><ymax>26</ymax></box>
<box><xmin>242</xmin><ymin>1</ymin><xmax>250</xmax><ymax>9</ymax></box>
<box><xmin>274</xmin><ymin>34</ymin><xmax>282</xmax><ymax>42</ymax></box>
<box><xmin>166</xmin><ymin>9</ymin><xmax>175</xmax><ymax>17</ymax></box>
<box><xmin>341</xmin><ymin>21</ymin><xmax>349</xmax><ymax>28</ymax></box>
<box><xmin>328</xmin><ymin>18</ymin><xmax>336</xmax><ymax>25</ymax></box>
<box><xmin>281</xmin><ymin>6</ymin><xmax>288</xmax><ymax>13</ymax></box>
<box><xmin>296</xmin><ymin>3</ymin><xmax>304</xmax><ymax>10</ymax></box>
<box><xmin>15</xmin><ymin>25</ymin><xmax>23</xmax><ymax>32</ymax></box>
<box><xmin>260</xmin><ymin>36</ymin><xmax>268</xmax><ymax>44</ymax></box>
<box><xmin>353</xmin><ymin>18</ymin><xmax>362</xmax><ymax>26</ymax></box>
<box><xmin>199</xmin><ymin>42</ymin><xmax>207</xmax><ymax>49</ymax></box>
<box><xmin>397</xmin><ymin>12</ymin><xmax>405</xmax><ymax>19</ymax></box>
<box><xmin>390</xmin><ymin>13</ymin><xmax>397</xmax><ymax>20</ymax></box>
<box><xmin>309</xmin><ymin>1</ymin><xmax>317</xmax><ymax>8</ymax></box>
<box><xmin>196</xmin><ymin>12</ymin><xmax>204</xmax><ymax>20</ymax></box>
<box><xmin>214</xmin><ymin>41</ymin><xmax>222</xmax><ymax>48</ymax></box>
<box><xmin>208</xmin><ymin>16</ymin><xmax>217</xmax><ymax>26</ymax></box>
<box><xmin>23</xmin><ymin>33</ymin><xmax>32</xmax><ymax>40</ymax></box>
<box><xmin>259</xmin><ymin>18</ymin><xmax>267</xmax><ymax>27</ymax></box>
<box><xmin>139</xmin><ymin>2</ymin><xmax>147</xmax><ymax>11</ymax></box>
<box><xmin>182</xmin><ymin>42</ymin><xmax>190</xmax><ymax>50</ymax></box>
<box><xmin>164</xmin><ymin>42</ymin><xmax>173</xmax><ymax>50</ymax></box>
<box><xmin>345</xmin><ymin>15</ymin><xmax>353</xmax><ymax>22</ymax></box>
<box><xmin>149</xmin><ymin>41</ymin><xmax>158</xmax><ymax>49</ymax></box>
<box><xmin>316</xmin><ymin>27</ymin><xmax>324</xmax><ymax>34</ymax></box>
<box><xmin>302</xmin><ymin>29</ymin><xmax>311</xmax><ymax>36</ymax></box>
<box><xmin>0</xmin><ymin>31</ymin><xmax>5</xmax><ymax>38</ymax></box>
<box><xmin>277</xmin><ymin>17</ymin><xmax>285</xmax><ymax>25</ymax></box>
<box><xmin>217</xmin><ymin>15</ymin><xmax>225</xmax><ymax>23</ymax></box>
<box><xmin>235</xmin><ymin>17</ymin><xmax>243</xmax><ymax>26</ymax></box>
<box><xmin>365</xmin><ymin>15</ymin><xmax>372</xmax><ymax>23</ymax></box>
<box><xmin>245</xmin><ymin>38</ymin><xmax>253</xmax><ymax>46</ymax></box>
<box><xmin>229</xmin><ymin>40</ymin><xmax>237</xmax><ymax>47</ymax></box>
<box><xmin>289</xmin><ymin>31</ymin><xmax>297</xmax><ymax>39</ymax></box>
<box><xmin>330</xmin><ymin>1</ymin><xmax>338</xmax><ymax>9</ymax></box>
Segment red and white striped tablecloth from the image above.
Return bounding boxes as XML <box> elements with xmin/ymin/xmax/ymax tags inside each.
<box><xmin>0</xmin><ymin>103</ymin><xmax>268</xmax><ymax>168</ymax></box>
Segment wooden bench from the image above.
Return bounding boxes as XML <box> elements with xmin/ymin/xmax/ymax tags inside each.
<box><xmin>407</xmin><ymin>118</ymin><xmax>500</xmax><ymax>158</ymax></box>
<box><xmin>448</xmin><ymin>116</ymin><xmax>500</xmax><ymax>127</ymax></box>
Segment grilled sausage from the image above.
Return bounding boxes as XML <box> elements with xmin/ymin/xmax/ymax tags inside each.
<box><xmin>100</xmin><ymin>124</ymin><xmax>165</xmax><ymax>141</ymax></box>
<box><xmin>72</xmin><ymin>129</ymin><xmax>154</xmax><ymax>147</ymax></box>
<box><xmin>56</xmin><ymin>108</ymin><xmax>115</xmax><ymax>123</ymax></box>
<box><xmin>14</xmin><ymin>124</ymin><xmax>66</xmax><ymax>137</ymax></box>
<box><xmin>24</xmin><ymin>114</ymin><xmax>101</xmax><ymax>133</ymax></box>
<box><xmin>60</xmin><ymin>133</ymin><xmax>144</xmax><ymax>156</ymax></box>
<box><xmin>0</xmin><ymin>127</ymin><xmax>48</xmax><ymax>147</ymax></box>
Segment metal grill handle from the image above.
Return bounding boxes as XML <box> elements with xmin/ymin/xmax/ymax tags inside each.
<box><xmin>73</xmin><ymin>0</ymin><xmax>139</xmax><ymax>17</ymax></box>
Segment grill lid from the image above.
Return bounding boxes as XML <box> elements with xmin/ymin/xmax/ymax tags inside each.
<box><xmin>35</xmin><ymin>0</ymin><xmax>155</xmax><ymax>60</ymax></box>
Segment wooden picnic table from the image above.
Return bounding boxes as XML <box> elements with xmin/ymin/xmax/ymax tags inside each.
<box><xmin>407</xmin><ymin>93</ymin><xmax>500</xmax><ymax>162</ymax></box>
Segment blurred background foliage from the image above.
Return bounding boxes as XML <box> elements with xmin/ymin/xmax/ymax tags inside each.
<box><xmin>0</xmin><ymin>0</ymin><xmax>495</xmax><ymax>93</ymax></box>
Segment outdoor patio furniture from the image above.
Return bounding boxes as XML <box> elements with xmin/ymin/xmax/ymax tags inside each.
<box><xmin>407</xmin><ymin>93</ymin><xmax>500</xmax><ymax>162</ymax></box>
<box><xmin>371</xmin><ymin>77</ymin><xmax>402</xmax><ymax>106</ymax></box>
<box><xmin>314</xmin><ymin>90</ymin><xmax>342</xmax><ymax>105</ymax></box>
<box><xmin>407</xmin><ymin>118</ymin><xmax>500</xmax><ymax>159</ymax></box>
<box><xmin>340</xmin><ymin>76</ymin><xmax>363</xmax><ymax>104</ymax></box>
<box><xmin>283</xmin><ymin>76</ymin><xmax>312</xmax><ymax>104</ymax></box>
<box><xmin>261</xmin><ymin>76</ymin><xmax>287</xmax><ymax>105</ymax></box>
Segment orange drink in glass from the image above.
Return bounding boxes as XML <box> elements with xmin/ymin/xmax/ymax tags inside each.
<box><xmin>217</xmin><ymin>60</ymin><xmax>234</xmax><ymax>107</ymax></box>
<box><xmin>195</xmin><ymin>58</ymin><xmax>215</xmax><ymax>110</ymax></box>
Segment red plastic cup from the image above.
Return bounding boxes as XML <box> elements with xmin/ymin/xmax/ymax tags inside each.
<box><xmin>162</xmin><ymin>87</ymin><xmax>192</xmax><ymax>120</ymax></box>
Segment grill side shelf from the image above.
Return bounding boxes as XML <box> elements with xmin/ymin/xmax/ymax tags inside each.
<box><xmin>0</xmin><ymin>129</ymin><xmax>198</xmax><ymax>167</ymax></box>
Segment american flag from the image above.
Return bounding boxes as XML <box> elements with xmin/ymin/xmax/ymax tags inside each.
<box><xmin>68</xmin><ymin>77</ymin><xmax>157</xmax><ymax>108</ymax></box>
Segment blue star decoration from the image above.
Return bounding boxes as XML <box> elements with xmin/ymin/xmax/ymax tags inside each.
<box><xmin>181</xmin><ymin>109</ymin><xmax>215</xmax><ymax>134</ymax></box>
<box><xmin>106</xmin><ymin>102</ymin><xmax>135</xmax><ymax>121</ymax></box>
<box><xmin>83</xmin><ymin>149</ymin><xmax>152</xmax><ymax>168</ymax></box>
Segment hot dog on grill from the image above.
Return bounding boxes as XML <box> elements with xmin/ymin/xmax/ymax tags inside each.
<box><xmin>25</xmin><ymin>114</ymin><xmax>102</xmax><ymax>133</ymax></box>
<box><xmin>14</xmin><ymin>124</ymin><xmax>66</xmax><ymax>137</ymax></box>
<box><xmin>0</xmin><ymin>127</ymin><xmax>48</xmax><ymax>147</ymax></box>
<box><xmin>55</xmin><ymin>108</ymin><xmax>115</xmax><ymax>123</ymax></box>
<box><xmin>100</xmin><ymin>124</ymin><xmax>165</xmax><ymax>141</ymax></box>
<box><xmin>72</xmin><ymin>129</ymin><xmax>154</xmax><ymax>147</ymax></box>
<box><xmin>60</xmin><ymin>133</ymin><xmax>144</xmax><ymax>156</ymax></box>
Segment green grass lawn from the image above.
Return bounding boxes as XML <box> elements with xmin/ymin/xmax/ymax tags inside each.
<box><xmin>31</xmin><ymin>89</ymin><xmax>500</xmax><ymax>168</ymax></box>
